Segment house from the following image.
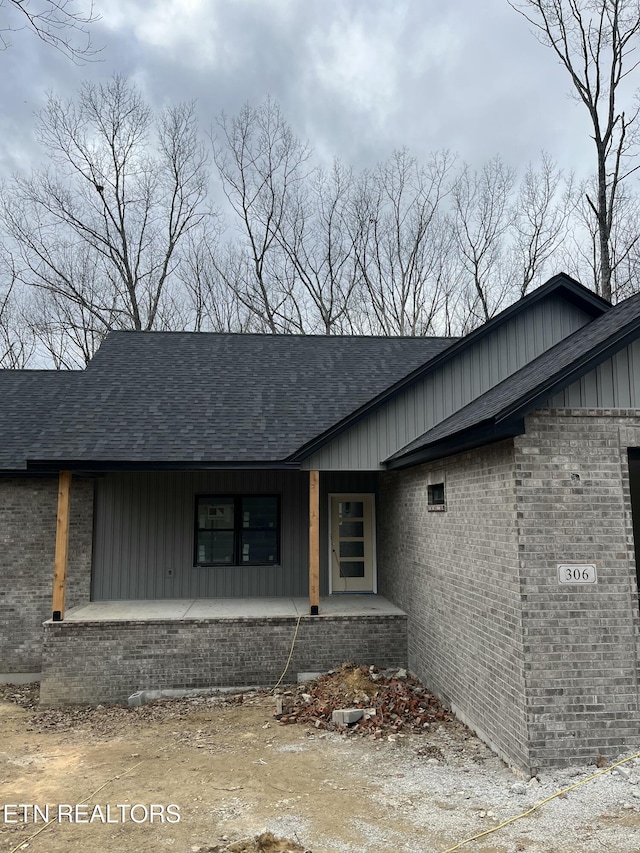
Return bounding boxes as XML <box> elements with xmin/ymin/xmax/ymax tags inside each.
<box><xmin>2</xmin><ymin>271</ymin><xmax>640</xmax><ymax>774</ymax></box>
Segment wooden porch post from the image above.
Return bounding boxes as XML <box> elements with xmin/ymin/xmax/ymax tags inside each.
<box><xmin>309</xmin><ymin>470</ymin><xmax>320</xmax><ymax>615</ymax></box>
<box><xmin>52</xmin><ymin>470</ymin><xmax>72</xmax><ymax>622</ymax></box>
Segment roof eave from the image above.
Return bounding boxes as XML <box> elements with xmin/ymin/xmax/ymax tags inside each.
<box><xmin>0</xmin><ymin>468</ymin><xmax>59</xmax><ymax>478</ymax></box>
<box><xmin>384</xmin><ymin>419</ymin><xmax>526</xmax><ymax>469</ymax></box>
<box><xmin>387</xmin><ymin>307</ymin><xmax>640</xmax><ymax>470</ymax></box>
<box><xmin>24</xmin><ymin>459</ymin><xmax>302</xmax><ymax>473</ymax></box>
<box><xmin>498</xmin><ymin>321</ymin><xmax>640</xmax><ymax>426</ymax></box>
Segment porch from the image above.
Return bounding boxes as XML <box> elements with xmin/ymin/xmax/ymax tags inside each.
<box><xmin>62</xmin><ymin>595</ymin><xmax>403</xmax><ymax>620</ymax></box>
<box><xmin>40</xmin><ymin>596</ymin><xmax>408</xmax><ymax>706</ymax></box>
<box><xmin>40</xmin><ymin>468</ymin><xmax>400</xmax><ymax>706</ymax></box>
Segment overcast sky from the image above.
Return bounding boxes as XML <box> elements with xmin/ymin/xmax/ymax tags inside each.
<box><xmin>0</xmin><ymin>0</ymin><xmax>599</xmax><ymax>185</ymax></box>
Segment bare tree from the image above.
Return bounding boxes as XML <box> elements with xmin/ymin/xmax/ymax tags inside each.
<box><xmin>449</xmin><ymin>156</ymin><xmax>516</xmax><ymax>328</ymax></box>
<box><xmin>178</xmin><ymin>231</ymin><xmax>256</xmax><ymax>333</ymax></box>
<box><xmin>448</xmin><ymin>154</ymin><xmax>575</xmax><ymax>331</ymax></box>
<box><xmin>276</xmin><ymin>159</ymin><xmax>361</xmax><ymax>334</ymax></box>
<box><xmin>0</xmin><ymin>0</ymin><xmax>100</xmax><ymax>61</ymax></box>
<box><xmin>561</xmin><ymin>173</ymin><xmax>640</xmax><ymax>297</ymax></box>
<box><xmin>1</xmin><ymin>76</ymin><xmax>211</xmax><ymax>364</ymax></box>
<box><xmin>23</xmin><ymin>251</ymin><xmax>115</xmax><ymax>367</ymax></box>
<box><xmin>0</xmin><ymin>81</ymin><xmax>595</xmax><ymax>362</ymax></box>
<box><xmin>511</xmin><ymin>153</ymin><xmax>574</xmax><ymax>297</ymax></box>
<box><xmin>0</xmin><ymin>289</ymin><xmax>30</xmax><ymax>368</ymax></box>
<box><xmin>509</xmin><ymin>0</ymin><xmax>640</xmax><ymax>301</ymax></box>
<box><xmin>352</xmin><ymin>149</ymin><xmax>456</xmax><ymax>336</ymax></box>
<box><xmin>0</xmin><ymin>251</ymin><xmax>33</xmax><ymax>367</ymax></box>
<box><xmin>213</xmin><ymin>98</ymin><xmax>313</xmax><ymax>333</ymax></box>
<box><xmin>607</xmin><ymin>184</ymin><xmax>640</xmax><ymax>296</ymax></box>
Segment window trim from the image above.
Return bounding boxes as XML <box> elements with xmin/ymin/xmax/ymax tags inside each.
<box><xmin>194</xmin><ymin>494</ymin><xmax>281</xmax><ymax>567</ymax></box>
<box><xmin>427</xmin><ymin>482</ymin><xmax>446</xmax><ymax>512</ymax></box>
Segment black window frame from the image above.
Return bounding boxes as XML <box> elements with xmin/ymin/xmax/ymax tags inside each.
<box><xmin>194</xmin><ymin>494</ymin><xmax>281</xmax><ymax>567</ymax></box>
<box><xmin>427</xmin><ymin>482</ymin><xmax>446</xmax><ymax>512</ymax></box>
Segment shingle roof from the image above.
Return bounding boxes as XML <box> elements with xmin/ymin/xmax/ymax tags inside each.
<box><xmin>0</xmin><ymin>370</ymin><xmax>83</xmax><ymax>471</ymax></box>
<box><xmin>0</xmin><ymin>274</ymin><xmax>620</xmax><ymax>472</ymax></box>
<box><xmin>387</xmin><ymin>288</ymin><xmax>640</xmax><ymax>468</ymax></box>
<box><xmin>4</xmin><ymin>333</ymin><xmax>455</xmax><ymax>469</ymax></box>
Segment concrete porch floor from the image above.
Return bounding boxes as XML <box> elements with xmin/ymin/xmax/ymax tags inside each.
<box><xmin>63</xmin><ymin>595</ymin><xmax>405</xmax><ymax>622</ymax></box>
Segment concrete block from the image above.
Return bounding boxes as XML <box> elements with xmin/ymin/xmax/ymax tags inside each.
<box><xmin>0</xmin><ymin>673</ymin><xmax>41</xmax><ymax>685</ymax></box>
<box><xmin>297</xmin><ymin>672</ymin><xmax>324</xmax><ymax>683</ymax></box>
<box><xmin>332</xmin><ymin>708</ymin><xmax>364</xmax><ymax>725</ymax></box>
<box><xmin>275</xmin><ymin>694</ymin><xmax>294</xmax><ymax>717</ymax></box>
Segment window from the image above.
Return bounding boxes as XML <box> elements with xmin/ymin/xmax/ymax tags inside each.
<box><xmin>195</xmin><ymin>495</ymin><xmax>280</xmax><ymax>566</ymax></box>
<box><xmin>427</xmin><ymin>482</ymin><xmax>446</xmax><ymax>511</ymax></box>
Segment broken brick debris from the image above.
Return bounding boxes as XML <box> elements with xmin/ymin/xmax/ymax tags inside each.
<box><xmin>275</xmin><ymin>663</ymin><xmax>452</xmax><ymax>736</ymax></box>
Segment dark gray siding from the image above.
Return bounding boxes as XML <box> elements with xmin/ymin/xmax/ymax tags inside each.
<box><xmin>92</xmin><ymin>470</ymin><xmax>309</xmax><ymax>600</ymax></box>
<box><xmin>302</xmin><ymin>294</ymin><xmax>595</xmax><ymax>470</ymax></box>
<box><xmin>544</xmin><ymin>340</ymin><xmax>640</xmax><ymax>407</ymax></box>
<box><xmin>92</xmin><ymin>470</ymin><xmax>379</xmax><ymax>600</ymax></box>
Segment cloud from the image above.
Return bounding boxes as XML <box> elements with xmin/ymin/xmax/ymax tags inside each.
<box><xmin>100</xmin><ymin>0</ymin><xmax>221</xmax><ymax>69</ymax></box>
<box><xmin>0</xmin><ymin>0</ymin><xmax>610</xmax><ymax>186</ymax></box>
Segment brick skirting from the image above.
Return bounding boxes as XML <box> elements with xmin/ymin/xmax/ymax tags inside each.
<box><xmin>40</xmin><ymin>614</ymin><xmax>408</xmax><ymax>705</ymax></box>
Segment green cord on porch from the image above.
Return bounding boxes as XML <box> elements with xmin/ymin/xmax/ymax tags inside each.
<box><xmin>270</xmin><ymin>614</ymin><xmax>303</xmax><ymax>692</ymax></box>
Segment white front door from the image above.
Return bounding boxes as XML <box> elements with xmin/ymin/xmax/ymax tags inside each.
<box><xmin>329</xmin><ymin>494</ymin><xmax>376</xmax><ymax>593</ymax></box>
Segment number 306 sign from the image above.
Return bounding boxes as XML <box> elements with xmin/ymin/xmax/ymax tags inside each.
<box><xmin>557</xmin><ymin>564</ymin><xmax>597</xmax><ymax>584</ymax></box>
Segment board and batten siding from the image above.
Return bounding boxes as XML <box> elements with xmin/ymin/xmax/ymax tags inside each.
<box><xmin>91</xmin><ymin>470</ymin><xmax>379</xmax><ymax>601</ymax></box>
<box><xmin>92</xmin><ymin>470</ymin><xmax>309</xmax><ymax>600</ymax></box>
<box><xmin>302</xmin><ymin>295</ymin><xmax>595</xmax><ymax>470</ymax></box>
<box><xmin>543</xmin><ymin>340</ymin><xmax>640</xmax><ymax>408</ymax></box>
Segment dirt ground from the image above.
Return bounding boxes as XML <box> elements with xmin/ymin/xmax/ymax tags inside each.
<box><xmin>1</xmin><ymin>674</ymin><xmax>640</xmax><ymax>853</ymax></box>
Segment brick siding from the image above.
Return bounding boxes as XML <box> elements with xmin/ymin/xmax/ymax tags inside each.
<box><xmin>378</xmin><ymin>410</ymin><xmax>640</xmax><ymax>773</ymax></box>
<box><xmin>515</xmin><ymin>410</ymin><xmax>640</xmax><ymax>770</ymax></box>
<box><xmin>378</xmin><ymin>440</ymin><xmax>530</xmax><ymax>770</ymax></box>
<box><xmin>0</xmin><ymin>477</ymin><xmax>93</xmax><ymax>672</ymax></box>
<box><xmin>39</xmin><ymin>614</ymin><xmax>408</xmax><ymax>705</ymax></box>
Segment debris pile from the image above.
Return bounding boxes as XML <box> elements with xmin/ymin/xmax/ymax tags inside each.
<box><xmin>192</xmin><ymin>833</ymin><xmax>309</xmax><ymax>853</ymax></box>
<box><xmin>0</xmin><ymin>683</ymin><xmax>258</xmax><ymax>737</ymax></box>
<box><xmin>0</xmin><ymin>682</ymin><xmax>39</xmax><ymax>709</ymax></box>
<box><xmin>275</xmin><ymin>663</ymin><xmax>452</xmax><ymax>736</ymax></box>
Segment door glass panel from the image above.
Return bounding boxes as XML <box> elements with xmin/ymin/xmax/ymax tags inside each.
<box><xmin>331</xmin><ymin>494</ymin><xmax>374</xmax><ymax>592</ymax></box>
<box><xmin>338</xmin><ymin>501</ymin><xmax>363</xmax><ymax>518</ymax></box>
<box><xmin>340</xmin><ymin>540</ymin><xmax>364</xmax><ymax>558</ymax></box>
<box><xmin>338</xmin><ymin>521</ymin><xmax>363</xmax><ymax>537</ymax></box>
<box><xmin>340</xmin><ymin>561</ymin><xmax>365</xmax><ymax>577</ymax></box>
